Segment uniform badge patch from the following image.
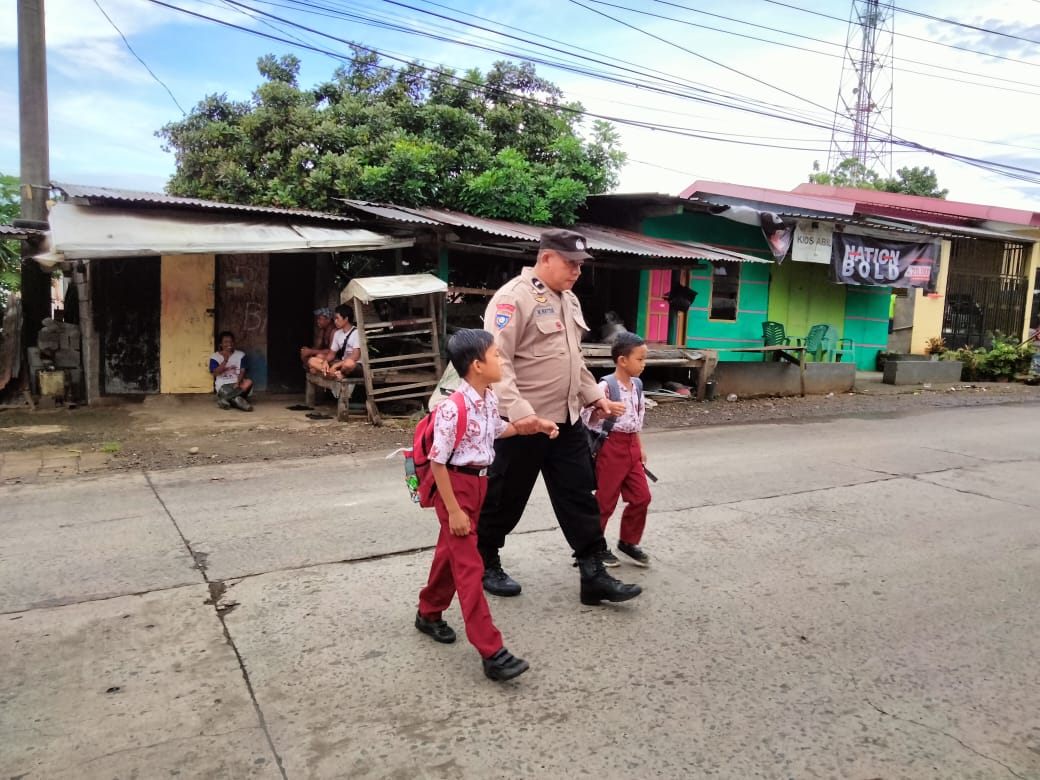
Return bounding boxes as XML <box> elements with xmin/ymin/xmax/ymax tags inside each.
<box><xmin>495</xmin><ymin>313</ymin><xmax>511</xmax><ymax>329</ymax></box>
<box><xmin>496</xmin><ymin>303</ymin><xmax>516</xmax><ymax>313</ymax></box>
<box><xmin>533</xmin><ymin>295</ymin><xmax>547</xmax><ymax>303</ymax></box>
<box><xmin>534</xmin><ymin>306</ymin><xmax>556</xmax><ymax>317</ymax></box>
<box><xmin>531</xmin><ymin>277</ymin><xmax>546</xmax><ymax>291</ymax></box>
<box><xmin>555</xmin><ymin>321</ymin><xmax>563</xmax><ymax>330</ymax></box>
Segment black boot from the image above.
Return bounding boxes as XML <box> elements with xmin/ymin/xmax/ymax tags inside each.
<box><xmin>577</xmin><ymin>554</ymin><xmax>642</xmax><ymax>606</ymax></box>
<box><xmin>481</xmin><ymin>549</ymin><xmax>522</xmax><ymax>597</ymax></box>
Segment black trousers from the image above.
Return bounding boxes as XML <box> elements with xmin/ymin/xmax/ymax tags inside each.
<box><xmin>477</xmin><ymin>419</ymin><xmax>607</xmax><ymax>561</ymax></box>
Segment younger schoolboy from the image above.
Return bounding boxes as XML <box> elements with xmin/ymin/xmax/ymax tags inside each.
<box><xmin>582</xmin><ymin>332</ymin><xmax>652</xmax><ymax>567</ymax></box>
<box><xmin>416</xmin><ymin>329</ymin><xmax>558</xmax><ymax>681</ymax></box>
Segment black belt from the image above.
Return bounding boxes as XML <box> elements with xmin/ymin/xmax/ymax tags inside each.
<box><xmin>447</xmin><ymin>464</ymin><xmax>489</xmax><ymax>477</ymax></box>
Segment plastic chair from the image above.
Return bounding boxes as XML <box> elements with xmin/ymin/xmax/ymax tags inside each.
<box><xmin>797</xmin><ymin>324</ymin><xmax>831</xmax><ymax>362</ymax></box>
<box><xmin>762</xmin><ymin>321</ymin><xmax>791</xmax><ymax>347</ymax></box>
<box><xmin>823</xmin><ymin>325</ymin><xmax>855</xmax><ymax>364</ymax></box>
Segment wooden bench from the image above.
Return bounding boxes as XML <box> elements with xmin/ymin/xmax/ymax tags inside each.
<box><xmin>304</xmin><ymin>372</ymin><xmax>358</xmax><ymax>421</ymax></box>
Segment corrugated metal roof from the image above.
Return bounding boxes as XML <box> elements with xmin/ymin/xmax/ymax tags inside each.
<box><xmin>682</xmin><ymin>180</ymin><xmax>858</xmax><ymax>216</ymax></box>
<box><xmin>574</xmin><ymin>223</ymin><xmax>770</xmax><ymax>262</ymax></box>
<box><xmin>338</xmin><ymin>200</ymin><xmax>768</xmax><ymax>262</ymax></box>
<box><xmin>872</xmin><ymin>217</ymin><xmax>1037</xmax><ymax>243</ymax></box>
<box><xmin>0</xmin><ymin>224</ymin><xmax>47</xmax><ymax>239</ymax></box>
<box><xmin>54</xmin><ymin>182</ymin><xmax>359</xmax><ymax>223</ymax></box>
<box><xmin>337</xmin><ymin>199</ymin><xmax>443</xmax><ymax>226</ymax></box>
<box><xmin>793</xmin><ymin>182</ymin><xmax>1040</xmax><ymax>227</ymax></box>
<box><xmin>687</xmin><ymin>193</ymin><xmax>858</xmax><ymax>224</ymax></box>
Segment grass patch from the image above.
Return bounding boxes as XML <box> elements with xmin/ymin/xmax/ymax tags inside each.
<box><xmin>99</xmin><ymin>441</ymin><xmax>122</xmax><ymax>453</ymax></box>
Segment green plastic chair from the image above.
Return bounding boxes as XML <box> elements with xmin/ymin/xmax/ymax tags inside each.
<box><xmin>797</xmin><ymin>324</ymin><xmax>831</xmax><ymax>362</ymax></box>
<box><xmin>762</xmin><ymin>321</ymin><xmax>791</xmax><ymax>347</ymax></box>
<box><xmin>823</xmin><ymin>325</ymin><xmax>855</xmax><ymax>364</ymax></box>
<box><xmin>761</xmin><ymin>321</ymin><xmax>791</xmax><ymax>361</ymax></box>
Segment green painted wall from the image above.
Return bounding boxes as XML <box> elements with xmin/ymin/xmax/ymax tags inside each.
<box><xmin>643</xmin><ymin>212</ymin><xmax>778</xmax><ymax>362</ymax></box>
<box><xmin>642</xmin><ymin>211</ymin><xmax>886</xmax><ymax>368</ymax></box>
<box><xmin>766</xmin><ymin>261</ymin><xmax>846</xmax><ymax>345</ymax></box>
<box><xmin>842</xmin><ymin>287</ymin><xmax>892</xmax><ymax>370</ymax></box>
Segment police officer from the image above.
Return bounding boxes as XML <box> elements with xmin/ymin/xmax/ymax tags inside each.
<box><xmin>477</xmin><ymin>229</ymin><xmax>643</xmax><ymax>606</ymax></box>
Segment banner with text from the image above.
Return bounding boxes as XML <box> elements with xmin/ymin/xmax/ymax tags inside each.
<box><xmin>831</xmin><ymin>233</ymin><xmax>939</xmax><ymax>290</ymax></box>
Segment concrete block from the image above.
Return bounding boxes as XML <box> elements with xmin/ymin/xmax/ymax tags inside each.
<box><xmin>713</xmin><ymin>361</ymin><xmax>855</xmax><ymax>398</ymax></box>
<box><xmin>883</xmin><ymin>360</ymin><xmax>963</xmax><ymax>385</ymax></box>
<box><xmin>59</xmin><ymin>332</ymin><xmax>80</xmax><ymax>350</ymax></box>
<box><xmin>53</xmin><ymin>349</ymin><xmax>80</xmax><ymax>368</ymax></box>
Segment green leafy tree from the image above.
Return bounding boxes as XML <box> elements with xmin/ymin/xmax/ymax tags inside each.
<box><xmin>809</xmin><ymin>159</ymin><xmax>947</xmax><ymax>199</ymax></box>
<box><xmin>158</xmin><ymin>52</ymin><xmax>625</xmax><ymax>224</ymax></box>
<box><xmin>1</xmin><ymin>173</ymin><xmax>21</xmax><ymax>315</ymax></box>
<box><xmin>878</xmin><ymin>166</ymin><xmax>948</xmax><ymax>198</ymax></box>
<box><xmin>809</xmin><ymin>158</ymin><xmax>879</xmax><ymax>189</ymax></box>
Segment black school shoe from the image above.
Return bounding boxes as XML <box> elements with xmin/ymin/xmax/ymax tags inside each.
<box><xmin>415</xmin><ymin>611</ymin><xmax>456</xmax><ymax>644</ymax></box>
<box><xmin>617</xmin><ymin>541</ymin><xmax>650</xmax><ymax>567</ymax></box>
<box><xmin>482</xmin><ymin>648</ymin><xmax>529</xmax><ymax>682</ymax></box>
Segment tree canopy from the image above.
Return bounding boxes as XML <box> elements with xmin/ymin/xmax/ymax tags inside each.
<box><xmin>158</xmin><ymin>51</ymin><xmax>626</xmax><ymax>225</ymax></box>
<box><xmin>809</xmin><ymin>158</ymin><xmax>948</xmax><ymax>199</ymax></box>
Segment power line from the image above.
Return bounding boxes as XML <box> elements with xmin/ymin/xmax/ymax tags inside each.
<box><xmin>92</xmin><ymin>0</ymin><xmax>187</xmax><ymax>114</ymax></box>
<box><xmin>615</xmin><ymin>0</ymin><xmax>1040</xmax><ymax>96</ymax></box>
<box><xmin>756</xmin><ymin>0</ymin><xmax>1040</xmax><ymax>69</ymax></box>
<box><xmin>888</xmin><ymin>3</ymin><xmax>1040</xmax><ymax>46</ymax></box>
<box><xmin>567</xmin><ymin>0</ymin><xmax>840</xmax><ymax>119</ymax></box>
<box><xmin>230</xmin><ymin>0</ymin><xmax>840</xmax><ymax>129</ymax></box>
<box><xmin>145</xmin><ymin>0</ymin><xmax>1040</xmax><ymax>185</ymax></box>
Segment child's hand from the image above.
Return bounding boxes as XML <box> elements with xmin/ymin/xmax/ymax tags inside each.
<box><xmin>448</xmin><ymin>508</ymin><xmax>471</xmax><ymax>536</ymax></box>
<box><xmin>640</xmin><ymin>450</ymin><xmax>648</xmax><ymax>464</ymax></box>
<box><xmin>535</xmin><ymin>418</ymin><xmax>560</xmax><ymax>439</ymax></box>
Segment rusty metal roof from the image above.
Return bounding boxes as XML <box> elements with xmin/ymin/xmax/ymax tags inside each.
<box><xmin>0</xmin><ymin>224</ymin><xmax>47</xmax><ymax>239</ymax></box>
<box><xmin>338</xmin><ymin>200</ymin><xmax>768</xmax><ymax>262</ymax></box>
<box><xmin>54</xmin><ymin>183</ymin><xmax>358</xmax><ymax>223</ymax></box>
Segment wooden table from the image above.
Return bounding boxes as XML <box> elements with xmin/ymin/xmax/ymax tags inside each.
<box><xmin>726</xmin><ymin>345</ymin><xmax>808</xmax><ymax>397</ymax></box>
<box><xmin>580</xmin><ymin>344</ymin><xmax>719</xmax><ymax>401</ymax></box>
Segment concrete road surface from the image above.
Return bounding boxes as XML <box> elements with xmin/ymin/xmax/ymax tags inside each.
<box><xmin>1</xmin><ymin>403</ymin><xmax>1038</xmax><ymax>779</ymax></box>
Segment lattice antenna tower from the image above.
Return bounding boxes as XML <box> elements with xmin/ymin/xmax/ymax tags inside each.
<box><xmin>826</xmin><ymin>0</ymin><xmax>895</xmax><ymax>179</ymax></box>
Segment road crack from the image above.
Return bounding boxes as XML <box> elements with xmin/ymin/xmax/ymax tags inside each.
<box><xmin>145</xmin><ymin>473</ymin><xmax>287</xmax><ymax>780</ymax></box>
<box><xmin>867</xmin><ymin>698</ymin><xmax>1027</xmax><ymax>779</ymax></box>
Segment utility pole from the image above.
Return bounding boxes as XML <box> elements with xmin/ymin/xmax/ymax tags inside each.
<box><xmin>18</xmin><ymin>0</ymin><xmax>52</xmax><ymax>356</ymax></box>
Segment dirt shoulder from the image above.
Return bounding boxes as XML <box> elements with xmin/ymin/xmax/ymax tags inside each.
<box><xmin>2</xmin><ymin>379</ymin><xmax>1039</xmax><ymax>483</ymax></box>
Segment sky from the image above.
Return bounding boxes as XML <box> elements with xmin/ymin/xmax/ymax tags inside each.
<box><xmin>2</xmin><ymin>0</ymin><xmax>1039</xmax><ymax>212</ymax></box>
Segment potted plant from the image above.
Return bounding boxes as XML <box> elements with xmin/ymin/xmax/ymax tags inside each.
<box><xmin>925</xmin><ymin>336</ymin><xmax>946</xmax><ymax>361</ymax></box>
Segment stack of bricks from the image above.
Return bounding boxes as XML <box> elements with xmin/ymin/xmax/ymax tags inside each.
<box><xmin>28</xmin><ymin>318</ymin><xmax>82</xmax><ymax>401</ymax></box>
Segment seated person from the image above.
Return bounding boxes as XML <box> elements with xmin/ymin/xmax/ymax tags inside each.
<box><xmin>305</xmin><ymin>303</ymin><xmax>362</xmax><ymax>379</ymax></box>
<box><xmin>300</xmin><ymin>308</ymin><xmax>336</xmax><ymax>370</ymax></box>
<box><xmin>210</xmin><ymin>331</ymin><xmax>254</xmax><ymax>411</ymax></box>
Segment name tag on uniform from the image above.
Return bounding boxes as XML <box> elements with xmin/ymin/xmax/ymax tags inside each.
<box><xmin>534</xmin><ymin>306</ymin><xmax>556</xmax><ymax>317</ymax></box>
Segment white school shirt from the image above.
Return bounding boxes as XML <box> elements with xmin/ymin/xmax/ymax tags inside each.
<box><xmin>429</xmin><ymin>380</ymin><xmax>507</xmax><ymax>468</ymax></box>
<box><xmin>580</xmin><ymin>377</ymin><xmax>644</xmax><ymax>434</ymax></box>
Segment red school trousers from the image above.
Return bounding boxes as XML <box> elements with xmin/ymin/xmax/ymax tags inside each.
<box><xmin>594</xmin><ymin>431</ymin><xmax>651</xmax><ymax>545</ymax></box>
<box><xmin>417</xmin><ymin>471</ymin><xmax>503</xmax><ymax>659</ymax></box>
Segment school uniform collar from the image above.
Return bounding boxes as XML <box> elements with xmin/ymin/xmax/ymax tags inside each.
<box><xmin>458</xmin><ymin>379</ymin><xmax>487</xmax><ymax>412</ymax></box>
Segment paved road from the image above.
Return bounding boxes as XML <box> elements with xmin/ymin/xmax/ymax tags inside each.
<box><xmin>2</xmin><ymin>404</ymin><xmax>1038</xmax><ymax>779</ymax></box>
